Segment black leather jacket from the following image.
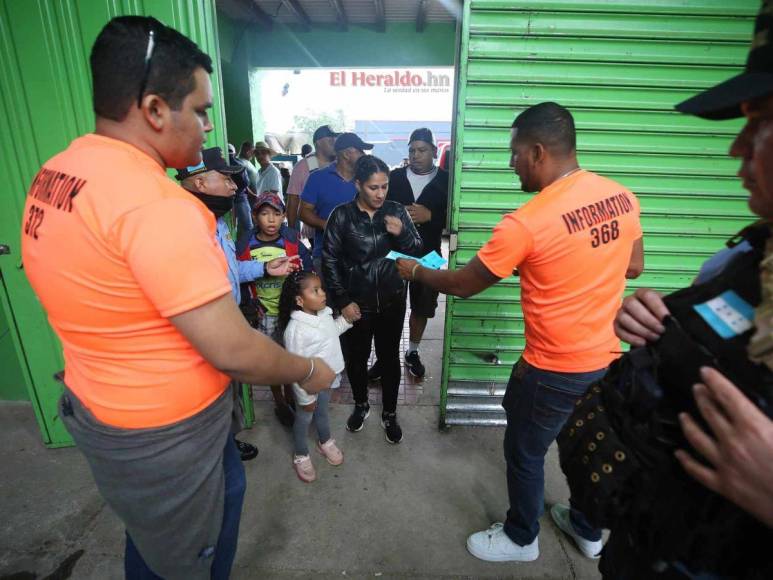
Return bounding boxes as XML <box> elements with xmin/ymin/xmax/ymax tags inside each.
<box><xmin>322</xmin><ymin>199</ymin><xmax>423</xmax><ymax>313</ymax></box>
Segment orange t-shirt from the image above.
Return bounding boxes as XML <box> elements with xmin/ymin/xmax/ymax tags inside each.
<box><xmin>21</xmin><ymin>134</ymin><xmax>232</xmax><ymax>429</ymax></box>
<box><xmin>477</xmin><ymin>169</ymin><xmax>642</xmax><ymax>373</ymax></box>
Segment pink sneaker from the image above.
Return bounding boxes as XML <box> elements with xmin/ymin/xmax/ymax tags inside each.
<box><xmin>293</xmin><ymin>455</ymin><xmax>316</xmax><ymax>482</ymax></box>
<box><xmin>316</xmin><ymin>439</ymin><xmax>344</xmax><ymax>466</ymax></box>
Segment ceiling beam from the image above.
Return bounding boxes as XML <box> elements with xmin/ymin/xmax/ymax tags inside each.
<box><xmin>248</xmin><ymin>0</ymin><xmax>274</xmax><ymax>29</ymax></box>
<box><xmin>416</xmin><ymin>0</ymin><xmax>429</xmax><ymax>32</ymax></box>
<box><xmin>328</xmin><ymin>0</ymin><xmax>348</xmax><ymax>31</ymax></box>
<box><xmin>282</xmin><ymin>0</ymin><xmax>313</xmax><ymax>31</ymax></box>
<box><xmin>373</xmin><ymin>0</ymin><xmax>386</xmax><ymax>33</ymax></box>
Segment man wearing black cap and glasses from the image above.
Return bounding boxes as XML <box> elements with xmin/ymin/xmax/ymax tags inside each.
<box><xmin>20</xmin><ymin>16</ymin><xmax>333</xmax><ymax>580</ymax></box>
<box><xmin>299</xmin><ymin>132</ymin><xmax>374</xmax><ymax>274</ymax></box>
<box><xmin>176</xmin><ymin>147</ymin><xmax>299</xmax><ymax>461</ymax></box>
<box><xmin>568</xmin><ymin>3</ymin><xmax>773</xmax><ymax>577</ymax></box>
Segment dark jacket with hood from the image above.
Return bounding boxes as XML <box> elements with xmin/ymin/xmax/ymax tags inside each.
<box><xmin>322</xmin><ymin>199</ymin><xmax>422</xmax><ymax>314</ymax></box>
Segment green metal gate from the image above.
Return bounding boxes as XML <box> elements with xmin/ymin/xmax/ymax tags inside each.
<box><xmin>0</xmin><ymin>0</ymin><xmax>228</xmax><ymax>446</ymax></box>
<box><xmin>441</xmin><ymin>0</ymin><xmax>758</xmax><ymax>426</ymax></box>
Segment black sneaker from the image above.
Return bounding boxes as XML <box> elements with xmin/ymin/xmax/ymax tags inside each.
<box><xmin>367</xmin><ymin>360</ymin><xmax>382</xmax><ymax>382</ymax></box>
<box><xmin>274</xmin><ymin>404</ymin><xmax>295</xmax><ymax>427</ymax></box>
<box><xmin>405</xmin><ymin>350</ymin><xmax>426</xmax><ymax>378</ymax></box>
<box><xmin>234</xmin><ymin>437</ymin><xmax>259</xmax><ymax>461</ymax></box>
<box><xmin>381</xmin><ymin>412</ymin><xmax>403</xmax><ymax>444</ymax></box>
<box><xmin>346</xmin><ymin>402</ymin><xmax>370</xmax><ymax>432</ymax></box>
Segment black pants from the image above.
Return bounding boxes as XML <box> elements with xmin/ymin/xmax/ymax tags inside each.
<box><xmin>342</xmin><ymin>298</ymin><xmax>406</xmax><ymax>414</ymax></box>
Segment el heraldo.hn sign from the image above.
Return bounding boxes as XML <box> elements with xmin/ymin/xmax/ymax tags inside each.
<box><xmin>329</xmin><ymin>69</ymin><xmax>451</xmax><ymax>93</ymax></box>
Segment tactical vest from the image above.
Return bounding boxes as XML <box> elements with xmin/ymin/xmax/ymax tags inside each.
<box><xmin>558</xmin><ymin>222</ymin><xmax>773</xmax><ymax>579</ymax></box>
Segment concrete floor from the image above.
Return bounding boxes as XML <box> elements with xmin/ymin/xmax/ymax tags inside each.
<box><xmin>0</xmin><ymin>402</ymin><xmax>603</xmax><ymax>580</ymax></box>
<box><xmin>0</xmin><ymin>298</ymin><xmax>603</xmax><ymax>579</ymax></box>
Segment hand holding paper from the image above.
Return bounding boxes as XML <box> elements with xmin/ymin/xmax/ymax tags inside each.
<box><xmin>420</xmin><ymin>251</ymin><xmax>447</xmax><ymax>270</ymax></box>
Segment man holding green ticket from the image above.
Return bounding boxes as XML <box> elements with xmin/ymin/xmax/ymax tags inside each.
<box><xmin>395</xmin><ymin>103</ymin><xmax>643</xmax><ymax>563</ymax></box>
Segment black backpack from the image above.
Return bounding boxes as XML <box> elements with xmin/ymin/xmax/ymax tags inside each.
<box><xmin>558</xmin><ymin>223</ymin><xmax>773</xmax><ymax>578</ymax></box>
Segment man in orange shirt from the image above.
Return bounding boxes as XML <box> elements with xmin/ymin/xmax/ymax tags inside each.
<box><xmin>20</xmin><ymin>16</ymin><xmax>333</xmax><ymax>580</ymax></box>
<box><xmin>397</xmin><ymin>102</ymin><xmax>643</xmax><ymax>563</ymax></box>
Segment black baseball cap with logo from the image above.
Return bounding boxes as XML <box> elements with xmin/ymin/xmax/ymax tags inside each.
<box><xmin>334</xmin><ymin>132</ymin><xmax>374</xmax><ymax>153</ymax></box>
<box><xmin>676</xmin><ymin>2</ymin><xmax>773</xmax><ymax>119</ymax></box>
<box><xmin>409</xmin><ymin>127</ymin><xmax>436</xmax><ymax>147</ymax></box>
<box><xmin>175</xmin><ymin>147</ymin><xmax>243</xmax><ymax>181</ymax></box>
<box><xmin>313</xmin><ymin>125</ymin><xmax>339</xmax><ymax>142</ymax></box>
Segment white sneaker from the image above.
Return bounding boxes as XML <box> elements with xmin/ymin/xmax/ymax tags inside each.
<box><xmin>550</xmin><ymin>504</ymin><xmax>602</xmax><ymax>559</ymax></box>
<box><xmin>466</xmin><ymin>523</ymin><xmax>539</xmax><ymax>562</ymax></box>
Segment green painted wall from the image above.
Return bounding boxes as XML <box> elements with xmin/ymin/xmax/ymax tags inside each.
<box><xmin>0</xmin><ymin>0</ymin><xmax>228</xmax><ymax>445</ymax></box>
<box><xmin>239</xmin><ymin>22</ymin><xmax>456</xmax><ymax>68</ymax></box>
<box><xmin>0</xmin><ymin>303</ymin><xmax>28</xmax><ymax>401</ymax></box>
<box><xmin>221</xmin><ymin>58</ymin><xmax>254</xmax><ymax>148</ymax></box>
<box><xmin>218</xmin><ymin>10</ymin><xmax>254</xmax><ymax>148</ymax></box>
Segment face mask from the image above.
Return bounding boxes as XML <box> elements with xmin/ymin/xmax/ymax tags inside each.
<box><xmin>191</xmin><ymin>192</ymin><xmax>234</xmax><ymax>218</ymax></box>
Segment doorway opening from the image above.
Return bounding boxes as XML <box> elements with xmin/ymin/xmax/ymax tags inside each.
<box><xmin>215</xmin><ymin>0</ymin><xmax>462</xmax><ymax>410</ymax></box>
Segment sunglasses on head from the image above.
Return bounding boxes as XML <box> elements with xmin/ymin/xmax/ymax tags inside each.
<box><xmin>136</xmin><ymin>28</ymin><xmax>155</xmax><ymax>108</ymax></box>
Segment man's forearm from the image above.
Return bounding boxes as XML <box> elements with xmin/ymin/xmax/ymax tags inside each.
<box><xmin>170</xmin><ymin>294</ymin><xmax>323</xmax><ymax>391</ymax></box>
<box><xmin>236</xmin><ymin>257</ymin><xmax>264</xmax><ymax>283</ymax></box>
<box><xmin>407</xmin><ymin>256</ymin><xmax>501</xmax><ymax>299</ymax></box>
<box><xmin>415</xmin><ymin>267</ymin><xmax>467</xmax><ymax>297</ymax></box>
<box><xmin>300</xmin><ymin>207</ymin><xmax>326</xmax><ymax>230</ymax></box>
<box><xmin>226</xmin><ymin>329</ymin><xmax>313</xmax><ymax>386</ymax></box>
<box><xmin>286</xmin><ymin>194</ymin><xmax>300</xmax><ymax>228</ymax></box>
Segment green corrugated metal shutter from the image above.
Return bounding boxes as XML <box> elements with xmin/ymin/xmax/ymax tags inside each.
<box><xmin>0</xmin><ymin>0</ymin><xmax>227</xmax><ymax>446</ymax></box>
<box><xmin>442</xmin><ymin>0</ymin><xmax>758</xmax><ymax>426</ymax></box>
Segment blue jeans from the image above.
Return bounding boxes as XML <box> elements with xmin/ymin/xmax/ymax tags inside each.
<box><xmin>293</xmin><ymin>388</ymin><xmax>332</xmax><ymax>456</ymax></box>
<box><xmin>124</xmin><ymin>435</ymin><xmax>247</xmax><ymax>579</ymax></box>
<box><xmin>502</xmin><ymin>358</ymin><xmax>606</xmax><ymax>546</ymax></box>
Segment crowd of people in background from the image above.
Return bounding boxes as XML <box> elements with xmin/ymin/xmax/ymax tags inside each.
<box><xmin>18</xmin><ymin>8</ymin><xmax>773</xmax><ymax>580</ymax></box>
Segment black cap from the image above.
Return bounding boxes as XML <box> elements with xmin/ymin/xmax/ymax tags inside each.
<box><xmin>409</xmin><ymin>127</ymin><xmax>436</xmax><ymax>147</ymax></box>
<box><xmin>313</xmin><ymin>125</ymin><xmax>339</xmax><ymax>142</ymax></box>
<box><xmin>676</xmin><ymin>3</ymin><xmax>773</xmax><ymax>119</ymax></box>
<box><xmin>175</xmin><ymin>147</ymin><xmax>243</xmax><ymax>181</ymax></box>
<box><xmin>334</xmin><ymin>132</ymin><xmax>374</xmax><ymax>153</ymax></box>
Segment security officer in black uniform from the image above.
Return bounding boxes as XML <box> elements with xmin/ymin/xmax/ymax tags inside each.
<box><xmin>560</xmin><ymin>3</ymin><xmax>773</xmax><ymax>578</ymax></box>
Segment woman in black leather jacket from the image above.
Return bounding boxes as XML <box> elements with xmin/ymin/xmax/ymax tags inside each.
<box><xmin>322</xmin><ymin>155</ymin><xmax>422</xmax><ymax>443</ymax></box>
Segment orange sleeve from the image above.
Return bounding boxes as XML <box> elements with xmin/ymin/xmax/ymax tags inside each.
<box><xmin>476</xmin><ymin>213</ymin><xmax>534</xmax><ymax>278</ymax></box>
<box><xmin>116</xmin><ymin>198</ymin><xmax>231</xmax><ymax>317</ymax></box>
